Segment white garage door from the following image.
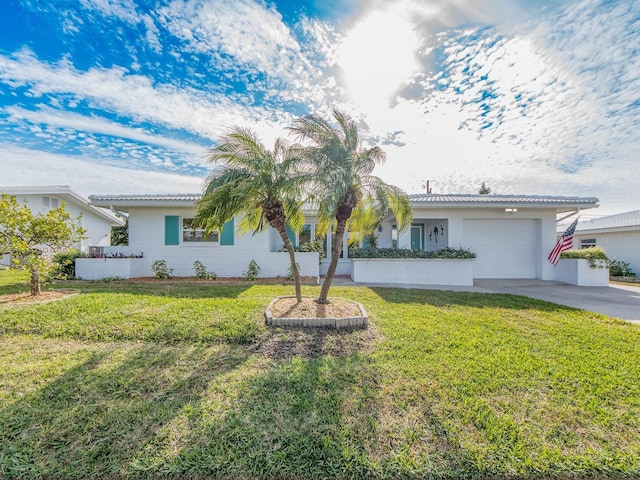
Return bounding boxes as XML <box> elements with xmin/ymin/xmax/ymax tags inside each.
<box><xmin>463</xmin><ymin>219</ymin><xmax>537</xmax><ymax>278</ymax></box>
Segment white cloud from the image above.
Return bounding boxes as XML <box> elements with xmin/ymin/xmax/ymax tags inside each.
<box><xmin>79</xmin><ymin>0</ymin><xmax>142</xmax><ymax>24</ymax></box>
<box><xmin>5</xmin><ymin>106</ymin><xmax>207</xmax><ymax>155</ymax></box>
<box><xmin>0</xmin><ymin>49</ymin><xmax>293</xmax><ymax>144</ymax></box>
<box><xmin>0</xmin><ymin>146</ymin><xmax>203</xmax><ymax>196</ymax></box>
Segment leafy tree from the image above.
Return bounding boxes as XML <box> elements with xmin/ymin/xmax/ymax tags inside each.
<box><xmin>194</xmin><ymin>127</ymin><xmax>307</xmax><ymax>302</ymax></box>
<box><xmin>111</xmin><ymin>217</ymin><xmax>128</xmax><ymax>245</ymax></box>
<box><xmin>0</xmin><ymin>194</ymin><xmax>85</xmax><ymax>295</ymax></box>
<box><xmin>478</xmin><ymin>182</ymin><xmax>492</xmax><ymax>194</ymax></box>
<box><xmin>290</xmin><ymin>109</ymin><xmax>413</xmax><ymax>304</ymax></box>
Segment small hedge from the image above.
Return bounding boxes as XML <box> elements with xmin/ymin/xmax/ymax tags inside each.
<box><xmin>560</xmin><ymin>247</ymin><xmax>609</xmax><ymax>268</ymax></box>
<box><xmin>348</xmin><ymin>247</ymin><xmax>476</xmax><ymax>259</ymax></box>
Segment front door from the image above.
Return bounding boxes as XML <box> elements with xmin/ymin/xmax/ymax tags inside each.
<box><xmin>411</xmin><ymin>224</ymin><xmax>423</xmax><ymax>250</ymax></box>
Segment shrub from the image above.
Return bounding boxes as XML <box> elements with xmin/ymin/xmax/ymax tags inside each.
<box><xmin>348</xmin><ymin>247</ymin><xmax>476</xmax><ymax>260</ymax></box>
<box><xmin>151</xmin><ymin>260</ymin><xmax>173</xmax><ymax>279</ymax></box>
<box><xmin>80</xmin><ymin>251</ymin><xmax>143</xmax><ymax>259</ymax></box>
<box><xmin>560</xmin><ymin>247</ymin><xmax>609</xmax><ymax>268</ymax></box>
<box><xmin>287</xmin><ymin>262</ymin><xmax>301</xmax><ymax>280</ymax></box>
<box><xmin>610</xmin><ymin>260</ymin><xmax>635</xmax><ymax>277</ymax></box>
<box><xmin>291</xmin><ymin>240</ymin><xmax>325</xmax><ymax>255</ymax></box>
<box><xmin>51</xmin><ymin>250</ymin><xmax>82</xmax><ymax>279</ymax></box>
<box><xmin>193</xmin><ymin>260</ymin><xmax>217</xmax><ymax>280</ymax></box>
<box><xmin>243</xmin><ymin>259</ymin><xmax>261</xmax><ymax>280</ymax></box>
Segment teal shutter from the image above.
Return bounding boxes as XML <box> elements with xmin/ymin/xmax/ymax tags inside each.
<box><xmin>285</xmin><ymin>224</ymin><xmax>296</xmax><ymax>247</ymax></box>
<box><xmin>165</xmin><ymin>216</ymin><xmax>179</xmax><ymax>245</ymax></box>
<box><xmin>220</xmin><ymin>218</ymin><xmax>234</xmax><ymax>245</ymax></box>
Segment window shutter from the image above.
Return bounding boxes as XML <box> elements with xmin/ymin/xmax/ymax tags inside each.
<box><xmin>164</xmin><ymin>216</ymin><xmax>179</xmax><ymax>245</ymax></box>
<box><xmin>285</xmin><ymin>224</ymin><xmax>296</xmax><ymax>247</ymax></box>
<box><xmin>220</xmin><ymin>218</ymin><xmax>234</xmax><ymax>245</ymax></box>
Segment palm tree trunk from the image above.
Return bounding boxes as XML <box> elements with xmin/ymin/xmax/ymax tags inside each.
<box><xmin>317</xmin><ymin>218</ymin><xmax>347</xmax><ymax>304</ymax></box>
<box><xmin>275</xmin><ymin>226</ymin><xmax>302</xmax><ymax>302</ymax></box>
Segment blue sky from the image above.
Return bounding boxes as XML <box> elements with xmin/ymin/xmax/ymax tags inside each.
<box><xmin>1</xmin><ymin>0</ymin><xmax>638</xmax><ymax>215</ymax></box>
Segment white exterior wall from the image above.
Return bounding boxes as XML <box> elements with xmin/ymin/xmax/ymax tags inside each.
<box><xmin>555</xmin><ymin>258</ymin><xmax>609</xmax><ymax>286</ymax></box>
<box><xmin>107</xmin><ymin>207</ymin><xmax>319</xmax><ymax>279</ymax></box>
<box><xmin>9</xmin><ymin>193</ymin><xmax>114</xmax><ymax>252</ymax></box>
<box><xmin>352</xmin><ymin>259</ymin><xmax>474</xmax><ymax>286</ymax></box>
<box><xmin>78</xmin><ymin>250</ymin><xmax>319</xmax><ymax>280</ymax></box>
<box><xmin>397</xmin><ymin>207</ymin><xmax>558</xmax><ymax>280</ymax></box>
<box><xmin>574</xmin><ymin>230</ymin><xmax>640</xmax><ymax>275</ymax></box>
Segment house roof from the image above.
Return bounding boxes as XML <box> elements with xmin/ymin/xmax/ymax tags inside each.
<box><xmin>1</xmin><ymin>185</ymin><xmax>124</xmax><ymax>225</ymax></box>
<box><xmin>89</xmin><ymin>193</ymin><xmax>202</xmax><ymax>211</ymax></box>
<box><xmin>409</xmin><ymin>194</ymin><xmax>599</xmax><ymax>212</ymax></box>
<box><xmin>90</xmin><ymin>192</ymin><xmax>599</xmax><ymax>215</ymax></box>
<box><xmin>574</xmin><ymin>210</ymin><xmax>640</xmax><ymax>234</ymax></box>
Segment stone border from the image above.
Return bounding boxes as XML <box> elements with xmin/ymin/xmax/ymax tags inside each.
<box><xmin>264</xmin><ymin>296</ymin><xmax>368</xmax><ymax>329</ymax></box>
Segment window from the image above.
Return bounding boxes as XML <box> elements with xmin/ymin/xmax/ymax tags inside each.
<box><xmin>42</xmin><ymin>196</ymin><xmax>59</xmax><ymax>208</ymax></box>
<box><xmin>182</xmin><ymin>218</ymin><xmax>218</xmax><ymax>243</ymax></box>
<box><xmin>299</xmin><ymin>224</ymin><xmax>312</xmax><ymax>245</ymax></box>
<box><xmin>581</xmin><ymin>238</ymin><xmax>596</xmax><ymax>249</ymax></box>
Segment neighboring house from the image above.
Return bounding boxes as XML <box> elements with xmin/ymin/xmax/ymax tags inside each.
<box><xmin>571</xmin><ymin>210</ymin><xmax>640</xmax><ymax>274</ymax></box>
<box><xmin>86</xmin><ymin>192</ymin><xmax>599</xmax><ymax>283</ymax></box>
<box><xmin>0</xmin><ymin>186</ymin><xmax>124</xmax><ymax>265</ymax></box>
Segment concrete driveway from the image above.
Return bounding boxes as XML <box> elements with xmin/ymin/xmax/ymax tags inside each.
<box><xmin>474</xmin><ymin>279</ymin><xmax>640</xmax><ymax>324</ymax></box>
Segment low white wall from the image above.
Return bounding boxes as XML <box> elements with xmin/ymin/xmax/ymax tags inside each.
<box><xmin>555</xmin><ymin>259</ymin><xmax>610</xmax><ymax>286</ymax></box>
<box><xmin>351</xmin><ymin>258</ymin><xmax>474</xmax><ymax>286</ymax></box>
<box><xmin>76</xmin><ymin>258</ymin><xmax>142</xmax><ymax>280</ymax></box>
<box><xmin>77</xmin><ymin>247</ymin><xmax>319</xmax><ymax>280</ymax></box>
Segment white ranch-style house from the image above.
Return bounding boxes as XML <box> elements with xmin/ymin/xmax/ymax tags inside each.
<box><xmin>81</xmin><ymin>192</ymin><xmax>599</xmax><ymax>284</ymax></box>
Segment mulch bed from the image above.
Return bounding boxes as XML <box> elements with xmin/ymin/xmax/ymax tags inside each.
<box><xmin>0</xmin><ymin>290</ymin><xmax>77</xmax><ymax>305</ymax></box>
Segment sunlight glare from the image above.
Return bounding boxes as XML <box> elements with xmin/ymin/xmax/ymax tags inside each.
<box><xmin>337</xmin><ymin>10</ymin><xmax>419</xmax><ymax>109</ymax></box>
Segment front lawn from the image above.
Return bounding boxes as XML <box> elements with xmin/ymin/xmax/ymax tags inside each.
<box><xmin>1</xmin><ymin>271</ymin><xmax>639</xmax><ymax>479</ymax></box>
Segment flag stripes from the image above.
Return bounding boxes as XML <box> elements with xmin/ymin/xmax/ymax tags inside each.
<box><xmin>548</xmin><ymin>218</ymin><xmax>579</xmax><ymax>265</ymax></box>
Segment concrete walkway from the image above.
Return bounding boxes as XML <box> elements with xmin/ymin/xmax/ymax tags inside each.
<box><xmin>332</xmin><ymin>277</ymin><xmax>640</xmax><ymax>323</ymax></box>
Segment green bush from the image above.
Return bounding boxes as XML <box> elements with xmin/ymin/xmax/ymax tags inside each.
<box><xmin>51</xmin><ymin>250</ymin><xmax>82</xmax><ymax>279</ymax></box>
<box><xmin>287</xmin><ymin>262</ymin><xmax>301</xmax><ymax>280</ymax></box>
<box><xmin>348</xmin><ymin>247</ymin><xmax>476</xmax><ymax>260</ymax></box>
<box><xmin>151</xmin><ymin>260</ymin><xmax>173</xmax><ymax>279</ymax></box>
<box><xmin>294</xmin><ymin>240</ymin><xmax>325</xmax><ymax>255</ymax></box>
<box><xmin>193</xmin><ymin>260</ymin><xmax>217</xmax><ymax>280</ymax></box>
<box><xmin>610</xmin><ymin>260</ymin><xmax>635</xmax><ymax>277</ymax></box>
<box><xmin>560</xmin><ymin>247</ymin><xmax>609</xmax><ymax>268</ymax></box>
<box><xmin>243</xmin><ymin>259</ymin><xmax>261</xmax><ymax>280</ymax></box>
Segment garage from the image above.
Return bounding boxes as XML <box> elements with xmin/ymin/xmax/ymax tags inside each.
<box><xmin>463</xmin><ymin>219</ymin><xmax>538</xmax><ymax>278</ymax></box>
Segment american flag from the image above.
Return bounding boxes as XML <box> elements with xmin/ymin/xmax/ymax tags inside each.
<box><xmin>548</xmin><ymin>218</ymin><xmax>579</xmax><ymax>265</ymax></box>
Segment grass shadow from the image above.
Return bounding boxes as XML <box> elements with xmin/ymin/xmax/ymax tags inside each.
<box><xmin>368</xmin><ymin>286</ymin><xmax>582</xmax><ymax>313</ymax></box>
<box><xmin>0</xmin><ymin>342</ymin><xmax>250</xmax><ymax>478</ymax></box>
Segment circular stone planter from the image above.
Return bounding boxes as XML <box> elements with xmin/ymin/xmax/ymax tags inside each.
<box><xmin>264</xmin><ymin>296</ymin><xmax>368</xmax><ymax>329</ymax></box>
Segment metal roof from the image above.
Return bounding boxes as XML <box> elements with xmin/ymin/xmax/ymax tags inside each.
<box><xmin>89</xmin><ymin>193</ymin><xmax>202</xmax><ymax>205</ymax></box>
<box><xmin>409</xmin><ymin>194</ymin><xmax>599</xmax><ymax>209</ymax></box>
<box><xmin>89</xmin><ymin>192</ymin><xmax>599</xmax><ymax>214</ymax></box>
<box><xmin>575</xmin><ymin>210</ymin><xmax>640</xmax><ymax>232</ymax></box>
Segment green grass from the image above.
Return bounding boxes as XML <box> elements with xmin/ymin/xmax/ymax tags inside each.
<box><xmin>1</xmin><ymin>270</ymin><xmax>639</xmax><ymax>479</ymax></box>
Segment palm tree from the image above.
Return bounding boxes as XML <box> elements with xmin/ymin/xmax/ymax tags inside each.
<box><xmin>290</xmin><ymin>109</ymin><xmax>413</xmax><ymax>304</ymax></box>
<box><xmin>194</xmin><ymin>127</ymin><xmax>306</xmax><ymax>302</ymax></box>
